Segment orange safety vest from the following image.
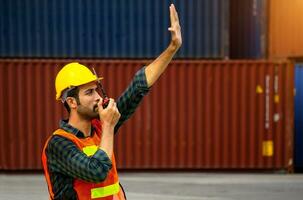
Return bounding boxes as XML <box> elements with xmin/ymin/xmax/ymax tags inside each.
<box><xmin>42</xmin><ymin>121</ymin><xmax>126</xmax><ymax>200</ymax></box>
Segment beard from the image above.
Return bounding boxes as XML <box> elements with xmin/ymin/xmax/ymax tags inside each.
<box><xmin>77</xmin><ymin>104</ymin><xmax>99</xmax><ymax>120</ymax></box>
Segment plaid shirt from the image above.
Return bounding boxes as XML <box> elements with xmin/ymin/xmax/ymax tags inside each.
<box><xmin>45</xmin><ymin>67</ymin><xmax>149</xmax><ymax>200</ymax></box>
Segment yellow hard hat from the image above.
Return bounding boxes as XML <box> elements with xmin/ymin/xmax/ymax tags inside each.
<box><xmin>55</xmin><ymin>62</ymin><xmax>103</xmax><ymax>100</ymax></box>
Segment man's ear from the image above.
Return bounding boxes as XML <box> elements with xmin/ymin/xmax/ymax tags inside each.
<box><xmin>66</xmin><ymin>97</ymin><xmax>78</xmax><ymax>110</ymax></box>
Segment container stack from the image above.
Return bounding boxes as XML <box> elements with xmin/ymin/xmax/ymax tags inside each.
<box><xmin>266</xmin><ymin>0</ymin><xmax>303</xmax><ymax>171</ymax></box>
<box><xmin>0</xmin><ymin>0</ymin><xmax>301</xmax><ymax>171</ymax></box>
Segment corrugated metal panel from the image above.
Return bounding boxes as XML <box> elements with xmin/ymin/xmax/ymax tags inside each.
<box><xmin>0</xmin><ymin>59</ymin><xmax>294</xmax><ymax>170</ymax></box>
<box><xmin>269</xmin><ymin>0</ymin><xmax>303</xmax><ymax>59</ymax></box>
<box><xmin>295</xmin><ymin>63</ymin><xmax>303</xmax><ymax>168</ymax></box>
<box><xmin>230</xmin><ymin>0</ymin><xmax>267</xmax><ymax>59</ymax></box>
<box><xmin>0</xmin><ymin>0</ymin><xmax>229</xmax><ymax>59</ymax></box>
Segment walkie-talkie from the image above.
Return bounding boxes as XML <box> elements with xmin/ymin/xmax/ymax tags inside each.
<box><xmin>92</xmin><ymin>67</ymin><xmax>109</xmax><ymax>108</ymax></box>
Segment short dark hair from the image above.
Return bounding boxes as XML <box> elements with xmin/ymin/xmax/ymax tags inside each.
<box><xmin>63</xmin><ymin>87</ymin><xmax>80</xmax><ymax>113</ymax></box>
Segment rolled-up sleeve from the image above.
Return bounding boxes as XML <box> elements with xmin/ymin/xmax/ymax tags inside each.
<box><xmin>115</xmin><ymin>67</ymin><xmax>150</xmax><ymax>133</ymax></box>
<box><xmin>46</xmin><ymin>135</ymin><xmax>112</xmax><ymax>183</ymax></box>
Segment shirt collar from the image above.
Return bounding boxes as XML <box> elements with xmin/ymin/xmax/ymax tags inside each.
<box><xmin>59</xmin><ymin>119</ymin><xmax>95</xmax><ymax>138</ymax></box>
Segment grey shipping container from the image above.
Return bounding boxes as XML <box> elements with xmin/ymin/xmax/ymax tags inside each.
<box><xmin>0</xmin><ymin>0</ymin><xmax>229</xmax><ymax>59</ymax></box>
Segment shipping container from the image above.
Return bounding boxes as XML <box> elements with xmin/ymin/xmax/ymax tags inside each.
<box><xmin>268</xmin><ymin>0</ymin><xmax>303</xmax><ymax>59</ymax></box>
<box><xmin>230</xmin><ymin>0</ymin><xmax>267</xmax><ymax>59</ymax></box>
<box><xmin>0</xmin><ymin>0</ymin><xmax>229</xmax><ymax>59</ymax></box>
<box><xmin>0</xmin><ymin>59</ymin><xmax>294</xmax><ymax>171</ymax></box>
<box><xmin>295</xmin><ymin>63</ymin><xmax>303</xmax><ymax>169</ymax></box>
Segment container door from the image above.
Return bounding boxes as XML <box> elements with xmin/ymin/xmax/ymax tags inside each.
<box><xmin>295</xmin><ymin>63</ymin><xmax>303</xmax><ymax>169</ymax></box>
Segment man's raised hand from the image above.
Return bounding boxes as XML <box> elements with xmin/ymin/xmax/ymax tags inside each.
<box><xmin>168</xmin><ymin>4</ymin><xmax>182</xmax><ymax>50</ymax></box>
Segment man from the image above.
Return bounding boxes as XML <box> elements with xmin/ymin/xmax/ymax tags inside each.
<box><xmin>42</xmin><ymin>4</ymin><xmax>181</xmax><ymax>200</ymax></box>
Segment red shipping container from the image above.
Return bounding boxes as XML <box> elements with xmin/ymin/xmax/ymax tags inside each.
<box><xmin>0</xmin><ymin>59</ymin><xmax>294</xmax><ymax>171</ymax></box>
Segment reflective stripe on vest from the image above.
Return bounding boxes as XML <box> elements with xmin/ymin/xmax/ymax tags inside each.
<box><xmin>82</xmin><ymin>145</ymin><xmax>121</xmax><ymax>198</ymax></box>
<box><xmin>91</xmin><ymin>182</ymin><xmax>120</xmax><ymax>199</ymax></box>
<box><xmin>82</xmin><ymin>145</ymin><xmax>98</xmax><ymax>156</ymax></box>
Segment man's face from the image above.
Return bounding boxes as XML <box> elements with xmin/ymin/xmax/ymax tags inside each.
<box><xmin>76</xmin><ymin>82</ymin><xmax>102</xmax><ymax>120</ymax></box>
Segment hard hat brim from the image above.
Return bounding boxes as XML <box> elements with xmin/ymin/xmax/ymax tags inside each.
<box><xmin>56</xmin><ymin>76</ymin><xmax>104</xmax><ymax>100</ymax></box>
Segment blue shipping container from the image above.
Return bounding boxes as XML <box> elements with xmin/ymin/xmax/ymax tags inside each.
<box><xmin>230</xmin><ymin>0</ymin><xmax>267</xmax><ymax>59</ymax></box>
<box><xmin>295</xmin><ymin>63</ymin><xmax>303</xmax><ymax>169</ymax></box>
<box><xmin>0</xmin><ymin>0</ymin><xmax>229</xmax><ymax>58</ymax></box>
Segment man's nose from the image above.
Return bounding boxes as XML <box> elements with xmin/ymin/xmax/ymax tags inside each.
<box><xmin>95</xmin><ymin>91</ymin><xmax>102</xmax><ymax>102</ymax></box>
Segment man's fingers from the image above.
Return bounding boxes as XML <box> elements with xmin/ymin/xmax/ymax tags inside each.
<box><xmin>169</xmin><ymin>4</ymin><xmax>174</xmax><ymax>26</ymax></box>
<box><xmin>111</xmin><ymin>102</ymin><xmax>120</xmax><ymax>122</ymax></box>
<box><xmin>171</xmin><ymin>4</ymin><xmax>178</xmax><ymax>22</ymax></box>
<box><xmin>114</xmin><ymin>107</ymin><xmax>121</xmax><ymax>119</ymax></box>
<box><xmin>106</xmin><ymin>98</ymin><xmax>115</xmax><ymax>109</ymax></box>
<box><xmin>169</xmin><ymin>4</ymin><xmax>180</xmax><ymax>31</ymax></box>
<box><xmin>174</xmin><ymin>9</ymin><xmax>179</xmax><ymax>22</ymax></box>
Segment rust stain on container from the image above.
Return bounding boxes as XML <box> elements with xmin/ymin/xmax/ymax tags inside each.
<box><xmin>0</xmin><ymin>59</ymin><xmax>294</xmax><ymax>171</ymax></box>
<box><xmin>269</xmin><ymin>0</ymin><xmax>303</xmax><ymax>59</ymax></box>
